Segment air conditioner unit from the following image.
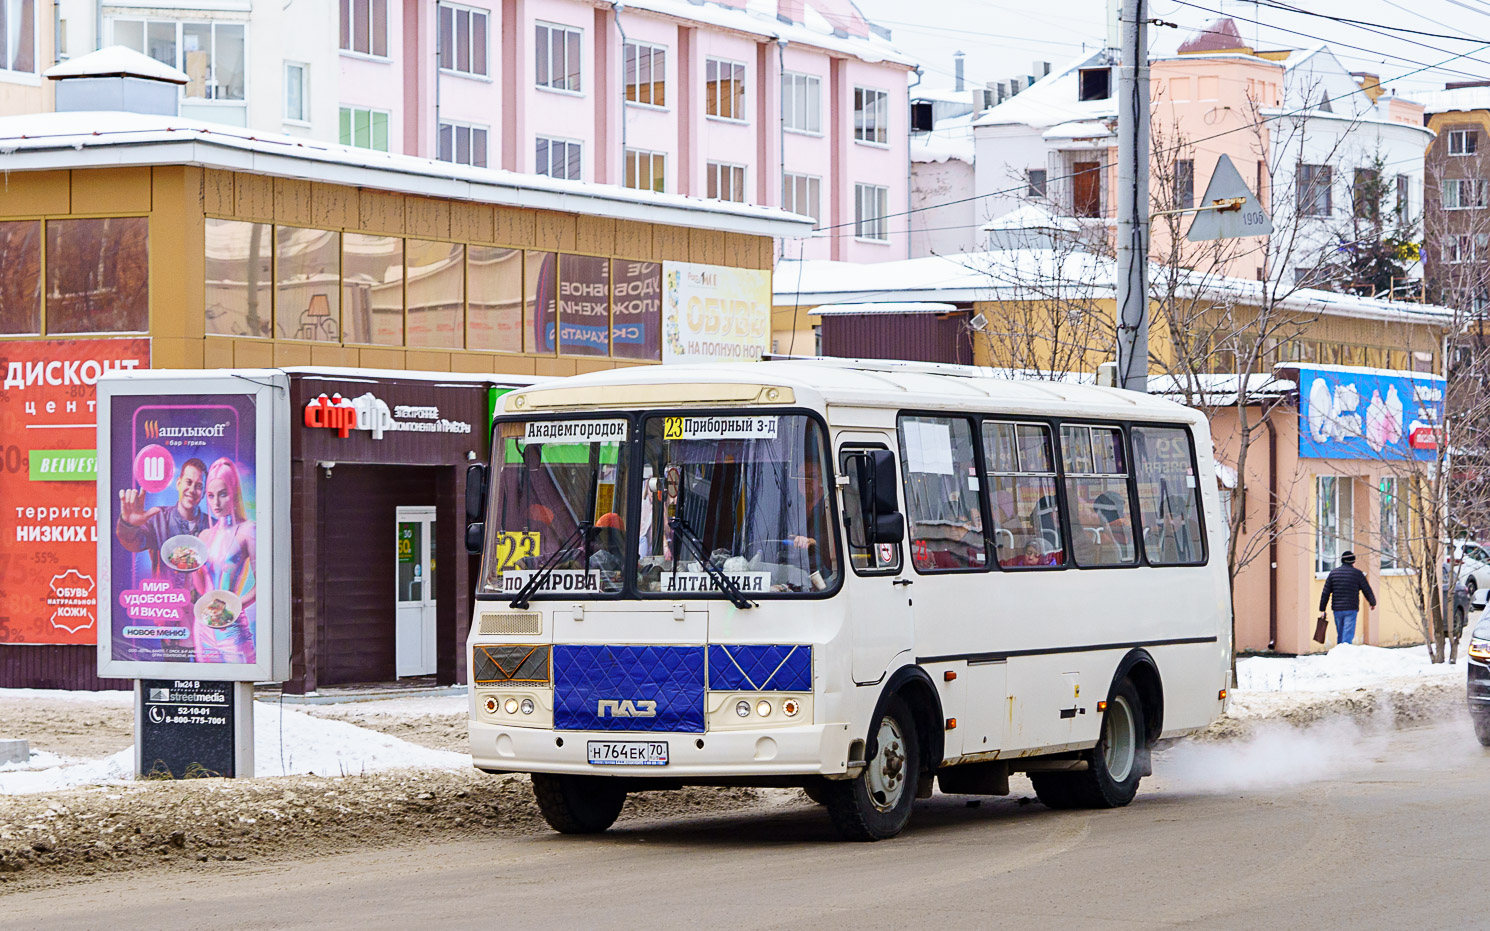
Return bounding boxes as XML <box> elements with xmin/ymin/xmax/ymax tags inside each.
<box><xmin>969</xmin><ymin>312</ymin><xmax>989</xmax><ymax>332</ymax></box>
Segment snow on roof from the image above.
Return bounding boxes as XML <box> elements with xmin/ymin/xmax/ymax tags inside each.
<box><xmin>620</xmin><ymin>0</ymin><xmax>915</xmax><ymax>67</ymax></box>
<box><xmin>282</xmin><ymin>366</ymin><xmax>550</xmax><ymax>387</ymax></box>
<box><xmin>980</xmin><ymin>203</ymin><xmax>1082</xmax><ymax>232</ymax></box>
<box><xmin>775</xmin><ymin>248</ymin><xmax>1459</xmax><ymax>326</ymax></box>
<box><xmin>911</xmin><ymin>111</ymin><xmax>975</xmax><ymax>163</ymax></box>
<box><xmin>0</xmin><ymin>112</ymin><xmax>812</xmax><ymax>238</ymax></box>
<box><xmin>808</xmin><ymin>301</ymin><xmax>958</xmax><ymax>316</ymax></box>
<box><xmin>1042</xmin><ymin>119</ymin><xmax>1115</xmax><ymax>141</ymax></box>
<box><xmin>44</xmin><ymin>45</ymin><xmax>189</xmax><ymax>84</ymax></box>
<box><xmin>912</xmin><ymin>86</ymin><xmax>980</xmax><ymax>105</ymax></box>
<box><xmin>1418</xmin><ymin>84</ymin><xmax>1490</xmax><ymax>115</ymax></box>
<box><xmin>972</xmin><ymin>51</ymin><xmax>1115</xmax><ymax>129</ymax></box>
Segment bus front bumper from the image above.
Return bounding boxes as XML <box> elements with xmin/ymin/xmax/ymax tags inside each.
<box><xmin>470</xmin><ymin>720</ymin><xmax>857</xmax><ymax>778</ymax></box>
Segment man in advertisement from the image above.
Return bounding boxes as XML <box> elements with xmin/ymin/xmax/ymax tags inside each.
<box><xmin>115</xmin><ymin>457</ymin><xmax>208</xmax><ymax>584</ymax></box>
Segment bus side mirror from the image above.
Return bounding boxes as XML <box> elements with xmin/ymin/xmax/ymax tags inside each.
<box><xmin>465</xmin><ymin>522</ymin><xmax>484</xmax><ymax>555</ymax></box>
<box><xmin>852</xmin><ymin>449</ymin><xmax>904</xmax><ymax>545</ymax></box>
<box><xmin>465</xmin><ymin>463</ymin><xmax>489</xmax><ymax>523</ymax></box>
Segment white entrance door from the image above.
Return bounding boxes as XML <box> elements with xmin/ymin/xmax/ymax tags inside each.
<box><xmin>395</xmin><ymin>507</ymin><xmax>437</xmax><ymax>677</ymax></box>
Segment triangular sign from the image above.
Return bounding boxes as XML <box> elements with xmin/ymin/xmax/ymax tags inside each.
<box><xmin>1186</xmin><ymin>154</ymin><xmax>1272</xmax><ymax>241</ymax></box>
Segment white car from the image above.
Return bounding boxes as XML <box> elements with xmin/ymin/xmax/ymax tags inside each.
<box><xmin>1452</xmin><ymin>541</ymin><xmax>1490</xmax><ymax>596</ymax></box>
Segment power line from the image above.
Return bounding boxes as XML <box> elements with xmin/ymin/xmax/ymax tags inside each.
<box><xmin>1246</xmin><ymin>0</ymin><xmax>1490</xmax><ymax>43</ymax></box>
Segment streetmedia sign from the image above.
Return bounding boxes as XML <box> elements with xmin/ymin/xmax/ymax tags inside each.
<box><xmin>97</xmin><ymin>370</ymin><xmax>291</xmax><ymax>683</ymax></box>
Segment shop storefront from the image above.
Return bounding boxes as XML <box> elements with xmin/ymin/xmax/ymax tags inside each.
<box><xmin>0</xmin><ymin>113</ymin><xmax>800</xmax><ymax>689</ymax></box>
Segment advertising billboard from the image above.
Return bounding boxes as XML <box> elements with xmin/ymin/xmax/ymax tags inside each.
<box><xmin>1295</xmin><ymin>365</ymin><xmax>1447</xmax><ymax>461</ymax></box>
<box><xmin>661</xmin><ymin>262</ymin><xmax>771</xmax><ymax>364</ymax></box>
<box><xmin>98</xmin><ymin>371</ymin><xmax>290</xmax><ymax>682</ymax></box>
<box><xmin>0</xmin><ymin>338</ymin><xmax>150</xmax><ymax>645</ymax></box>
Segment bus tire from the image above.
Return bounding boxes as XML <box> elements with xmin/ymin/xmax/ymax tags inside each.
<box><xmin>1474</xmin><ymin>715</ymin><xmax>1490</xmax><ymax>748</ymax></box>
<box><xmin>822</xmin><ymin>694</ymin><xmax>920</xmax><ymax>841</ymax></box>
<box><xmin>1045</xmin><ymin>679</ymin><xmax>1146</xmax><ymax>810</ymax></box>
<box><xmin>530</xmin><ymin>773</ymin><xmax>627</xmax><ymax>834</ymax></box>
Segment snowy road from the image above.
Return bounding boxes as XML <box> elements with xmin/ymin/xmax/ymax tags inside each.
<box><xmin>4</xmin><ymin>716</ymin><xmax>1487</xmax><ymax>929</ymax></box>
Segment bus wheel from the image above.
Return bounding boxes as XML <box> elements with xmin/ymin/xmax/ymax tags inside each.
<box><xmin>823</xmin><ymin>694</ymin><xmax>920</xmax><ymax>841</ymax></box>
<box><xmin>530</xmin><ymin>773</ymin><xmax>627</xmax><ymax>834</ymax></box>
<box><xmin>1035</xmin><ymin>679</ymin><xmax>1146</xmax><ymax>810</ymax></box>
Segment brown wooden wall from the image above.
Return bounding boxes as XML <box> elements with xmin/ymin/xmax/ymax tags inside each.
<box><xmin>821</xmin><ymin>312</ymin><xmax>974</xmax><ymax>365</ymax></box>
<box><xmin>0</xmin><ymin>644</ymin><xmax>130</xmax><ymax>691</ymax></box>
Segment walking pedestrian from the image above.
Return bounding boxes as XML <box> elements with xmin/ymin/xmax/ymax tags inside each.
<box><xmin>1318</xmin><ymin>551</ymin><xmax>1377</xmax><ymax>645</ymax></box>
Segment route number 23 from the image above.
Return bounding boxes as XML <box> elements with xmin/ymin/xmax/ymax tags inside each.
<box><xmin>493</xmin><ymin>531</ymin><xmax>541</xmax><ymax>571</ymax></box>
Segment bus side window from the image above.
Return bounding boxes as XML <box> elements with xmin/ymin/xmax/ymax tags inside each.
<box><xmin>1132</xmin><ymin>426</ymin><xmax>1207</xmax><ymax>565</ymax></box>
<box><xmin>839</xmin><ymin>448</ymin><xmax>902</xmax><ymax>574</ymax></box>
<box><xmin>897</xmin><ymin>415</ymin><xmax>986</xmax><ymax>572</ymax></box>
<box><xmin>1060</xmin><ymin>424</ymin><xmax>1138</xmax><ymax>567</ymax></box>
<box><xmin>983</xmin><ymin>421</ymin><xmax>1064</xmax><ymax>568</ymax></box>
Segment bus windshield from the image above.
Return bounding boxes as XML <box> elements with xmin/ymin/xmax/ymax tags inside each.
<box><xmin>635</xmin><ymin>414</ymin><xmax>840</xmax><ymax>597</ymax></box>
<box><xmin>479</xmin><ymin>418</ymin><xmax>632</xmax><ymax>597</ymax></box>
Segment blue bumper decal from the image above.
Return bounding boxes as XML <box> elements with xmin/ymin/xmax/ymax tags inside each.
<box><xmin>708</xmin><ymin>644</ymin><xmax>812</xmax><ymax>692</ymax></box>
<box><xmin>553</xmin><ymin>644</ymin><xmax>706</xmax><ymax>733</ymax></box>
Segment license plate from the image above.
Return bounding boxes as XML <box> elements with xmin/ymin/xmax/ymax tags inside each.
<box><xmin>587</xmin><ymin>740</ymin><xmax>669</xmax><ymax>766</ymax></box>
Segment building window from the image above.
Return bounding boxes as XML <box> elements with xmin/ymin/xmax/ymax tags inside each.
<box><xmin>624</xmin><ymin>148</ymin><xmax>665</xmax><ymax>193</ymax></box>
<box><xmin>340</xmin><ymin>106</ymin><xmax>390</xmax><ymax>151</ymax></box>
<box><xmin>1</xmin><ymin>0</ymin><xmax>36</xmax><ymax>74</ymax></box>
<box><xmin>706</xmin><ymin>161</ymin><xmax>746</xmax><ymax>202</ymax></box>
<box><xmin>1353</xmin><ymin>167</ymin><xmax>1380</xmax><ymax>220</ymax></box>
<box><xmin>854</xmin><ymin>183</ymin><xmax>889</xmax><ymax>242</ymax></box>
<box><xmin>1396</xmin><ymin>174</ymin><xmax>1410</xmax><ymax>221</ymax></box>
<box><xmin>205</xmin><ymin>218</ymin><xmax>272</xmax><ymax>338</ymax></box>
<box><xmin>406</xmin><ymin>240</ymin><xmax>465</xmax><ymax>349</ymax></box>
<box><xmin>1316</xmin><ymin>475</ymin><xmax>1352</xmax><ymax>575</ymax></box>
<box><xmin>0</xmin><ymin>220</ymin><xmax>41</xmax><ymax>335</ymax></box>
<box><xmin>536</xmin><ymin>136</ymin><xmax>582</xmax><ymax>180</ymax></box>
<box><xmin>1449</xmin><ymin>128</ymin><xmax>1478</xmax><ymax>157</ymax></box>
<box><xmin>341</xmin><ymin>233</ymin><xmax>403</xmax><ymax>346</ymax></box>
<box><xmin>284</xmin><ymin>62</ymin><xmax>308</xmax><ymax>123</ymax></box>
<box><xmin>612</xmin><ymin>260</ymin><xmax>661</xmax><ymax>361</ymax></box>
<box><xmin>535</xmin><ymin>22</ymin><xmax>582</xmax><ymax>92</ymax></box>
<box><xmin>339</xmin><ymin>0</ymin><xmax>388</xmax><ymax>57</ymax></box>
<box><xmin>1442</xmin><ymin>178</ymin><xmax>1488</xmax><ymax>210</ymax></box>
<box><xmin>558</xmin><ymin>253</ymin><xmax>610</xmax><ymax>356</ymax></box>
<box><xmin>782</xmin><ymin>71</ymin><xmax>821</xmax><ymax>133</ymax></box>
<box><xmin>1175</xmin><ymin>159</ymin><xmax>1195</xmax><ymax>210</ymax></box>
<box><xmin>439</xmin><ymin>121</ymin><xmax>489</xmax><ymax>167</ymax></box>
<box><xmin>782</xmin><ymin>172</ymin><xmax>821</xmax><ymax>225</ymax></box>
<box><xmin>1379</xmin><ymin>477</ymin><xmax>1406</xmax><ymax>571</ymax></box>
<box><xmin>46</xmin><ymin>218</ymin><xmax>150</xmax><ymax>335</ymax></box>
<box><xmin>1078</xmin><ymin>66</ymin><xmax>1110</xmax><ymax>101</ymax></box>
<box><xmin>113</xmin><ymin>19</ymin><xmax>246</xmax><ymax>101</ymax></box>
<box><xmin>466</xmin><ymin>245</ymin><xmax>523</xmax><ymax>353</ymax></box>
<box><xmin>624</xmin><ymin>41</ymin><xmax>665</xmax><ymax>107</ymax></box>
<box><xmin>1297</xmin><ymin>163</ymin><xmax>1332</xmax><ymax>217</ymax></box>
<box><xmin>1027</xmin><ymin>168</ymin><xmax>1048</xmax><ymax>197</ymax></box>
<box><xmin>275</xmin><ymin>227</ymin><xmax>341</xmax><ymax>342</ymax></box>
<box><xmin>854</xmin><ymin>86</ymin><xmax>889</xmax><ymax>145</ymax></box>
<box><xmin>438</xmin><ymin>3</ymin><xmax>488</xmax><ymax>77</ymax></box>
<box><xmin>705</xmin><ymin>57</ymin><xmax>745</xmax><ymax>120</ymax></box>
<box><xmin>1447</xmin><ymin>233</ymin><xmax>1476</xmax><ymax>264</ymax></box>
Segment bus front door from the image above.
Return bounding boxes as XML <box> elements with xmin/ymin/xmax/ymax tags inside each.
<box><xmin>838</xmin><ymin>441</ymin><xmax>914</xmax><ymax>685</ymax></box>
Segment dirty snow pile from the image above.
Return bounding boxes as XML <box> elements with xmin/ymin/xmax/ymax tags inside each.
<box><xmin>1236</xmin><ymin>642</ymin><xmax>1466</xmax><ymax>693</ymax></box>
<box><xmin>0</xmin><ymin>699</ymin><xmax>468</xmax><ymax>795</ymax></box>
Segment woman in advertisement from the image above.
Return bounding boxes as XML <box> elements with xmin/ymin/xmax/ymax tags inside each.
<box><xmin>190</xmin><ymin>457</ymin><xmax>257</xmax><ymax>663</ymax></box>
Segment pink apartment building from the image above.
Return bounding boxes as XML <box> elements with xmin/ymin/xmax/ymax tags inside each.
<box><xmin>334</xmin><ymin>0</ymin><xmax>915</xmax><ymax>260</ymax></box>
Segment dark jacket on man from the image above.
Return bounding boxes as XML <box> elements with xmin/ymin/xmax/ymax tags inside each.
<box><xmin>1319</xmin><ymin>564</ymin><xmax>1377</xmax><ymax>612</ymax></box>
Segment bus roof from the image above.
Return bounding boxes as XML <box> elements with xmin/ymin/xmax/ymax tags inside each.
<box><xmin>503</xmin><ymin>359</ymin><xmax>1207</xmax><ymax>423</ymax></box>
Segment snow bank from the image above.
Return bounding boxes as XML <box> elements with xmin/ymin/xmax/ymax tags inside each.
<box><xmin>0</xmin><ymin>688</ymin><xmax>132</xmax><ymax>705</ymax></box>
<box><xmin>0</xmin><ymin>702</ymin><xmax>468</xmax><ymax>795</ymax></box>
<box><xmin>1236</xmin><ymin>642</ymin><xmax>1464</xmax><ymax>693</ymax></box>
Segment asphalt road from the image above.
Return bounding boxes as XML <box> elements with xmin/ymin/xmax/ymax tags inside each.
<box><xmin>5</xmin><ymin>716</ymin><xmax>1488</xmax><ymax>931</ymax></box>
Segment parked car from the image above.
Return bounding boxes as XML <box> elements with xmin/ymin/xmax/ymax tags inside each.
<box><xmin>1451</xmin><ymin>540</ymin><xmax>1490</xmax><ymax>596</ymax></box>
<box><xmin>1468</xmin><ymin>589</ymin><xmax>1490</xmax><ymax>746</ymax></box>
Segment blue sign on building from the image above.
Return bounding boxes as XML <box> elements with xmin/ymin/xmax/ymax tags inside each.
<box><xmin>1295</xmin><ymin>366</ymin><xmax>1446</xmax><ymax>461</ymax></box>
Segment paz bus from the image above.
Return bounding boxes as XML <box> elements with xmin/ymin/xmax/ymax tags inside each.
<box><xmin>463</xmin><ymin>360</ymin><xmax>1230</xmax><ymax>840</ymax></box>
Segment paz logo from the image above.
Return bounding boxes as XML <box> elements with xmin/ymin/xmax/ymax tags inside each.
<box><xmin>597</xmin><ymin>699</ymin><xmax>657</xmax><ymax>718</ymax></box>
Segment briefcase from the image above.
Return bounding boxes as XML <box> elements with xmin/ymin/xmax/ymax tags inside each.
<box><xmin>1313</xmin><ymin>614</ymin><xmax>1328</xmax><ymax>644</ymax></box>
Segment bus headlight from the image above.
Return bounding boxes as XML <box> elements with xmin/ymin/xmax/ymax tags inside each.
<box><xmin>736</xmin><ymin>700</ymin><xmax>751</xmax><ymax>718</ymax></box>
<box><xmin>756</xmin><ymin>700</ymin><xmax>772</xmax><ymax>717</ymax></box>
<box><xmin>520</xmin><ymin>698</ymin><xmax>535</xmax><ymax>715</ymax></box>
<box><xmin>504</xmin><ymin>698</ymin><xmax>519</xmax><ymax>714</ymax></box>
<box><xmin>483</xmin><ymin>696</ymin><xmax>498</xmax><ymax>714</ymax></box>
<box><xmin>783</xmin><ymin>699</ymin><xmax>800</xmax><ymax>717</ymax></box>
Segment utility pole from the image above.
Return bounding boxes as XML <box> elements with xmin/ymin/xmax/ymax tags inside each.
<box><xmin>1116</xmin><ymin>0</ymin><xmax>1150</xmax><ymax>392</ymax></box>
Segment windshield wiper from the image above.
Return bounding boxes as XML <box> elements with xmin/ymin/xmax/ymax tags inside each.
<box><xmin>508</xmin><ymin>521</ymin><xmax>591</xmax><ymax>610</ymax></box>
<box><xmin>669</xmin><ymin>515</ymin><xmax>755</xmax><ymax>610</ymax></box>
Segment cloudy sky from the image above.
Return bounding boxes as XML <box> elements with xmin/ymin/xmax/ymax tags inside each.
<box><xmin>849</xmin><ymin>0</ymin><xmax>1490</xmax><ymax>99</ymax></box>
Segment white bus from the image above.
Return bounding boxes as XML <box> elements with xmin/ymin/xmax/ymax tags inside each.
<box><xmin>464</xmin><ymin>360</ymin><xmax>1230</xmax><ymax>840</ymax></box>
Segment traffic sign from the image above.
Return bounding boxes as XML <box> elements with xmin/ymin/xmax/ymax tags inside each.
<box><xmin>1186</xmin><ymin>154</ymin><xmax>1272</xmax><ymax>241</ymax></box>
